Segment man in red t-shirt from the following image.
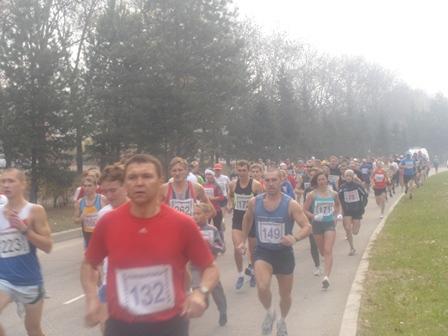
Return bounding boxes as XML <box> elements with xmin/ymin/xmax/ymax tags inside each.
<box><xmin>371</xmin><ymin>161</ymin><xmax>389</xmax><ymax>219</ymax></box>
<box><xmin>81</xmin><ymin>154</ymin><xmax>219</xmax><ymax>336</ymax></box>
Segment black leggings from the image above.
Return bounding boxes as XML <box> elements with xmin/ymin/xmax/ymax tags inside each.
<box><xmin>309</xmin><ymin>235</ymin><xmax>320</xmax><ymax>267</ymax></box>
<box><xmin>105</xmin><ymin>316</ymin><xmax>189</xmax><ymax>336</ymax></box>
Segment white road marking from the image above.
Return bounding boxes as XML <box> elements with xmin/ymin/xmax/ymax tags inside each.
<box><xmin>63</xmin><ymin>294</ymin><xmax>85</xmax><ymax>305</ymax></box>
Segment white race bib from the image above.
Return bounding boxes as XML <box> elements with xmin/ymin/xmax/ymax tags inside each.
<box><xmin>203</xmin><ymin>187</ymin><xmax>214</xmax><ymax>198</ymax></box>
<box><xmin>0</xmin><ymin>230</ymin><xmax>30</xmax><ymax>258</ymax></box>
<box><xmin>344</xmin><ymin>190</ymin><xmax>360</xmax><ymax>203</ymax></box>
<box><xmin>234</xmin><ymin>194</ymin><xmax>252</xmax><ymax>211</ymax></box>
<box><xmin>304</xmin><ymin>182</ymin><xmax>311</xmax><ymax>189</ymax></box>
<box><xmin>405</xmin><ymin>162</ymin><xmax>414</xmax><ymax>169</ymax></box>
<box><xmin>116</xmin><ymin>265</ymin><xmax>175</xmax><ymax>316</ymax></box>
<box><xmin>374</xmin><ymin>174</ymin><xmax>385</xmax><ymax>182</ymax></box>
<box><xmin>83</xmin><ymin>214</ymin><xmax>98</xmax><ymax>232</ymax></box>
<box><xmin>314</xmin><ymin>201</ymin><xmax>334</xmax><ymax>216</ymax></box>
<box><xmin>201</xmin><ymin>230</ymin><xmax>214</xmax><ymax>244</ymax></box>
<box><xmin>361</xmin><ymin>168</ymin><xmax>369</xmax><ymax>175</ymax></box>
<box><xmin>170</xmin><ymin>199</ymin><xmax>194</xmax><ymax>216</ymax></box>
<box><xmin>258</xmin><ymin>221</ymin><xmax>285</xmax><ymax>244</ymax></box>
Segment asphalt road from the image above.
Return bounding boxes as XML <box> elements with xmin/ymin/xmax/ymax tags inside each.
<box><xmin>2</xmin><ymin>185</ymin><xmax>406</xmax><ymax>336</ymax></box>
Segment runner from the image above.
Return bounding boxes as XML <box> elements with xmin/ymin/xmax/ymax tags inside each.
<box><xmin>213</xmin><ymin>163</ymin><xmax>230</xmax><ymax>209</ymax></box>
<box><xmin>433</xmin><ymin>155</ymin><xmax>440</xmax><ymax>173</ymax></box>
<box><xmin>279</xmin><ymin>169</ymin><xmax>295</xmax><ymax>199</ymax></box>
<box><xmin>161</xmin><ymin>157</ymin><xmax>215</xmax><ymax>218</ymax></box>
<box><xmin>338</xmin><ymin>170</ymin><xmax>368</xmax><ymax>256</ymax></box>
<box><xmin>191</xmin><ymin>203</ymin><xmax>227</xmax><ymax>326</ymax></box>
<box><xmin>95</xmin><ymin>164</ymin><xmax>129</xmax><ymax>333</ymax></box>
<box><xmin>202</xmin><ymin>169</ymin><xmax>225</xmax><ymax>239</ymax></box>
<box><xmin>189</xmin><ymin>161</ymin><xmax>205</xmax><ymax>185</ymax></box>
<box><xmin>302</xmin><ymin>167</ymin><xmax>322</xmax><ymax>276</ymax></box>
<box><xmin>81</xmin><ymin>154</ymin><xmax>219</xmax><ymax>336</ymax></box>
<box><xmin>304</xmin><ymin>172</ymin><xmax>342</xmax><ymax>290</ymax></box>
<box><xmin>228</xmin><ymin>160</ymin><xmax>263</xmax><ymax>289</ymax></box>
<box><xmin>371</xmin><ymin>162</ymin><xmax>389</xmax><ymax>218</ymax></box>
<box><xmin>359</xmin><ymin>159</ymin><xmax>373</xmax><ymax>194</ymax></box>
<box><xmin>250</xmin><ymin>163</ymin><xmax>265</xmax><ymax>190</ymax></box>
<box><xmin>238</xmin><ymin>168</ymin><xmax>311</xmax><ymax>336</ymax></box>
<box><xmin>400</xmin><ymin>153</ymin><xmax>416</xmax><ymax>199</ymax></box>
<box><xmin>74</xmin><ymin>175</ymin><xmax>107</xmax><ymax>248</ymax></box>
<box><xmin>73</xmin><ymin>168</ymin><xmax>102</xmax><ymax>202</ymax></box>
<box><xmin>0</xmin><ymin>168</ymin><xmax>53</xmax><ymax>336</ymax></box>
<box><xmin>327</xmin><ymin>156</ymin><xmax>341</xmax><ymax>191</ymax></box>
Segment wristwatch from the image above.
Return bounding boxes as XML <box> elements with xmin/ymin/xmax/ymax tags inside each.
<box><xmin>198</xmin><ymin>285</ymin><xmax>210</xmax><ymax>297</ymax></box>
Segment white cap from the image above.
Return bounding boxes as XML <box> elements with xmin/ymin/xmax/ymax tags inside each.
<box><xmin>205</xmin><ymin>169</ymin><xmax>215</xmax><ymax>176</ymax></box>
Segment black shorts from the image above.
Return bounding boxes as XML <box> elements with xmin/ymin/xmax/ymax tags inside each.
<box><xmin>105</xmin><ymin>316</ymin><xmax>189</xmax><ymax>336</ymax></box>
<box><xmin>312</xmin><ymin>221</ymin><xmax>335</xmax><ymax>235</ymax></box>
<box><xmin>343</xmin><ymin>211</ymin><xmax>363</xmax><ymax>220</ymax></box>
<box><xmin>404</xmin><ymin>175</ymin><xmax>415</xmax><ymax>184</ymax></box>
<box><xmin>254</xmin><ymin>246</ymin><xmax>295</xmax><ymax>275</ymax></box>
<box><xmin>373</xmin><ymin>188</ymin><xmax>386</xmax><ymax>197</ymax></box>
<box><xmin>232</xmin><ymin>220</ymin><xmax>256</xmax><ymax>238</ymax></box>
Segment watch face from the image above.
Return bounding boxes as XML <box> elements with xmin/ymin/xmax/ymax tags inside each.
<box><xmin>200</xmin><ymin>286</ymin><xmax>209</xmax><ymax>295</ymax></box>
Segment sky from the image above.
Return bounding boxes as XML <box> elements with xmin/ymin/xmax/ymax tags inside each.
<box><xmin>234</xmin><ymin>0</ymin><xmax>448</xmax><ymax>96</ymax></box>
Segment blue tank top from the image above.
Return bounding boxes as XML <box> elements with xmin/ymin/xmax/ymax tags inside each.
<box><xmin>401</xmin><ymin>158</ymin><xmax>415</xmax><ymax>176</ymax></box>
<box><xmin>313</xmin><ymin>193</ymin><xmax>335</xmax><ymax>223</ymax></box>
<box><xmin>254</xmin><ymin>193</ymin><xmax>294</xmax><ymax>251</ymax></box>
<box><xmin>0</xmin><ymin>202</ymin><xmax>43</xmax><ymax>286</ymax></box>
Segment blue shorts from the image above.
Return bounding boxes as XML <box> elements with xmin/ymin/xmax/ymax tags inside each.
<box><xmin>254</xmin><ymin>247</ymin><xmax>295</xmax><ymax>275</ymax></box>
<box><xmin>98</xmin><ymin>284</ymin><xmax>107</xmax><ymax>304</ymax></box>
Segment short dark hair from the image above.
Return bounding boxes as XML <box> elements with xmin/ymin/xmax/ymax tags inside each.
<box><xmin>236</xmin><ymin>160</ymin><xmax>250</xmax><ymax>169</ymax></box>
<box><xmin>124</xmin><ymin>154</ymin><xmax>163</xmax><ymax>179</ymax></box>
<box><xmin>99</xmin><ymin>164</ymin><xmax>125</xmax><ymax>185</ymax></box>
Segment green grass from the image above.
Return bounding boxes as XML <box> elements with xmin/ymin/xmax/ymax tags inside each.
<box><xmin>359</xmin><ymin>172</ymin><xmax>448</xmax><ymax>336</ymax></box>
<box><xmin>46</xmin><ymin>206</ymin><xmax>78</xmax><ymax>233</ymax></box>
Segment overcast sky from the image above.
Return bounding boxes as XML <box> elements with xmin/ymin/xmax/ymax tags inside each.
<box><xmin>234</xmin><ymin>0</ymin><xmax>447</xmax><ymax>96</ymax></box>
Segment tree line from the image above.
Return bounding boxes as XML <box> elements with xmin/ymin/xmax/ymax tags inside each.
<box><xmin>1</xmin><ymin>0</ymin><xmax>447</xmax><ymax>201</ymax></box>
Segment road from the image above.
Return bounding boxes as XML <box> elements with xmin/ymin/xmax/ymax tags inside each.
<box><xmin>3</xmin><ymin>187</ymin><xmax>404</xmax><ymax>336</ymax></box>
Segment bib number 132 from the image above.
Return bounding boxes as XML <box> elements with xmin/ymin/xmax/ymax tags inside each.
<box><xmin>116</xmin><ymin>265</ymin><xmax>175</xmax><ymax>316</ymax></box>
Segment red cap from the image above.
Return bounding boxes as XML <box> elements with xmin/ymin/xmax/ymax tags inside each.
<box><xmin>213</xmin><ymin>163</ymin><xmax>223</xmax><ymax>170</ymax></box>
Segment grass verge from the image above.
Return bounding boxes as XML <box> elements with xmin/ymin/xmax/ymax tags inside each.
<box><xmin>358</xmin><ymin>171</ymin><xmax>448</xmax><ymax>335</ymax></box>
<box><xmin>46</xmin><ymin>206</ymin><xmax>78</xmax><ymax>233</ymax></box>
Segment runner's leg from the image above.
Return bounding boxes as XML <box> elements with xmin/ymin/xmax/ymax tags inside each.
<box><xmin>24</xmin><ymin>299</ymin><xmax>45</xmax><ymax>336</ymax></box>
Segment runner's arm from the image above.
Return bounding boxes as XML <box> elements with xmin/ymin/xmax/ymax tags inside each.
<box><xmin>74</xmin><ymin>199</ymin><xmax>83</xmax><ymax>224</ymax></box>
<box><xmin>27</xmin><ymin>205</ymin><xmax>53</xmax><ymax>253</ymax></box>
<box><xmin>303</xmin><ymin>192</ymin><xmax>315</xmax><ymax>220</ymax></box>
<box><xmin>289</xmin><ymin>200</ymin><xmax>312</xmax><ymax>241</ymax></box>
<box><xmin>81</xmin><ymin>258</ymin><xmax>101</xmax><ymax>304</ymax></box>
<box><xmin>196</xmin><ymin>184</ymin><xmax>217</xmax><ymax>217</ymax></box>
<box><xmin>241</xmin><ymin>197</ymin><xmax>256</xmax><ymax>243</ymax></box>
<box><xmin>227</xmin><ymin>181</ymin><xmax>235</xmax><ymax>211</ymax></box>
<box><xmin>333</xmin><ymin>192</ymin><xmax>342</xmax><ymax>217</ymax></box>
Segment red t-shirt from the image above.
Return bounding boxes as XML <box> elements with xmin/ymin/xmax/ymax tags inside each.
<box><xmin>372</xmin><ymin>169</ymin><xmax>388</xmax><ymax>189</ymax></box>
<box><xmin>85</xmin><ymin>202</ymin><xmax>214</xmax><ymax>323</ymax></box>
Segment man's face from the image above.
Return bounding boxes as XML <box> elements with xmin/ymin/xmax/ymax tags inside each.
<box><xmin>193</xmin><ymin>207</ymin><xmax>208</xmax><ymax>225</ymax></box>
<box><xmin>264</xmin><ymin>171</ymin><xmax>281</xmax><ymax>196</ymax></box>
<box><xmin>330</xmin><ymin>157</ymin><xmax>338</xmax><ymax>168</ymax></box>
<box><xmin>82</xmin><ymin>180</ymin><xmax>96</xmax><ymax>196</ymax></box>
<box><xmin>237</xmin><ymin>165</ymin><xmax>249</xmax><ymax>179</ymax></box>
<box><xmin>251</xmin><ymin>167</ymin><xmax>262</xmax><ymax>181</ymax></box>
<box><xmin>191</xmin><ymin>163</ymin><xmax>200</xmax><ymax>174</ymax></box>
<box><xmin>0</xmin><ymin>171</ymin><xmax>25</xmax><ymax>199</ymax></box>
<box><xmin>214</xmin><ymin>169</ymin><xmax>221</xmax><ymax>177</ymax></box>
<box><xmin>170</xmin><ymin>163</ymin><xmax>187</xmax><ymax>183</ymax></box>
<box><xmin>101</xmin><ymin>180</ymin><xmax>126</xmax><ymax>208</ymax></box>
<box><xmin>125</xmin><ymin>163</ymin><xmax>161</xmax><ymax>205</ymax></box>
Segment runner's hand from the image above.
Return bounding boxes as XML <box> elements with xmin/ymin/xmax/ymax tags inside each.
<box><xmin>337</xmin><ymin>214</ymin><xmax>343</xmax><ymax>221</ymax></box>
<box><xmin>85</xmin><ymin>299</ymin><xmax>102</xmax><ymax>327</ymax></box>
<box><xmin>7</xmin><ymin>213</ymin><xmax>28</xmax><ymax>232</ymax></box>
<box><xmin>280</xmin><ymin>235</ymin><xmax>296</xmax><ymax>247</ymax></box>
<box><xmin>181</xmin><ymin>290</ymin><xmax>208</xmax><ymax>318</ymax></box>
<box><xmin>237</xmin><ymin>242</ymin><xmax>247</xmax><ymax>255</ymax></box>
<box><xmin>314</xmin><ymin>213</ymin><xmax>324</xmax><ymax>221</ymax></box>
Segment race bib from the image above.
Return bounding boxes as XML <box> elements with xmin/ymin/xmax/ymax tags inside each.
<box><xmin>203</xmin><ymin>187</ymin><xmax>214</xmax><ymax>198</ymax></box>
<box><xmin>304</xmin><ymin>182</ymin><xmax>311</xmax><ymax>189</ymax></box>
<box><xmin>374</xmin><ymin>174</ymin><xmax>385</xmax><ymax>182</ymax></box>
<box><xmin>0</xmin><ymin>230</ymin><xmax>30</xmax><ymax>258</ymax></box>
<box><xmin>201</xmin><ymin>230</ymin><xmax>214</xmax><ymax>244</ymax></box>
<box><xmin>258</xmin><ymin>220</ymin><xmax>285</xmax><ymax>244</ymax></box>
<box><xmin>314</xmin><ymin>201</ymin><xmax>334</xmax><ymax>217</ymax></box>
<box><xmin>361</xmin><ymin>168</ymin><xmax>369</xmax><ymax>175</ymax></box>
<box><xmin>344</xmin><ymin>190</ymin><xmax>360</xmax><ymax>203</ymax></box>
<box><xmin>234</xmin><ymin>194</ymin><xmax>252</xmax><ymax>211</ymax></box>
<box><xmin>116</xmin><ymin>265</ymin><xmax>175</xmax><ymax>316</ymax></box>
<box><xmin>405</xmin><ymin>162</ymin><xmax>414</xmax><ymax>169</ymax></box>
<box><xmin>170</xmin><ymin>199</ymin><xmax>194</xmax><ymax>216</ymax></box>
<box><xmin>83</xmin><ymin>214</ymin><xmax>98</xmax><ymax>232</ymax></box>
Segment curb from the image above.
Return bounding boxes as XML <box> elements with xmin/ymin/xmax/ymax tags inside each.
<box><xmin>52</xmin><ymin>228</ymin><xmax>82</xmax><ymax>243</ymax></box>
<box><xmin>338</xmin><ymin>193</ymin><xmax>404</xmax><ymax>336</ymax></box>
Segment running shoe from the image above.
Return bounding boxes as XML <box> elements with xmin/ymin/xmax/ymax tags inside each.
<box><xmin>276</xmin><ymin>319</ymin><xmax>288</xmax><ymax>336</ymax></box>
<box><xmin>322</xmin><ymin>276</ymin><xmax>330</xmax><ymax>290</ymax></box>
<box><xmin>219</xmin><ymin>311</ymin><xmax>227</xmax><ymax>326</ymax></box>
<box><xmin>313</xmin><ymin>266</ymin><xmax>321</xmax><ymax>276</ymax></box>
<box><xmin>245</xmin><ymin>264</ymin><xmax>253</xmax><ymax>276</ymax></box>
<box><xmin>262</xmin><ymin>310</ymin><xmax>276</xmax><ymax>335</ymax></box>
<box><xmin>250</xmin><ymin>274</ymin><xmax>256</xmax><ymax>288</ymax></box>
<box><xmin>380</xmin><ymin>214</ymin><xmax>384</xmax><ymax>219</ymax></box>
<box><xmin>235</xmin><ymin>276</ymin><xmax>245</xmax><ymax>290</ymax></box>
<box><xmin>349</xmin><ymin>249</ymin><xmax>356</xmax><ymax>256</ymax></box>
